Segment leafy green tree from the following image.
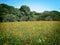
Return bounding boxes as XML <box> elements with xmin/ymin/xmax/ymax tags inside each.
<box><xmin>45</xmin><ymin>16</ymin><xmax>52</xmax><ymax>21</ymax></box>
<box><xmin>0</xmin><ymin>3</ymin><xmax>22</xmax><ymax>22</ymax></box>
<box><xmin>3</xmin><ymin>14</ymin><xmax>17</xmax><ymax>22</ymax></box>
<box><xmin>0</xmin><ymin>4</ymin><xmax>9</xmax><ymax>22</ymax></box>
<box><xmin>50</xmin><ymin>11</ymin><xmax>60</xmax><ymax>21</ymax></box>
<box><xmin>30</xmin><ymin>11</ymin><xmax>39</xmax><ymax>21</ymax></box>
<box><xmin>20</xmin><ymin>5</ymin><xmax>30</xmax><ymax>16</ymax></box>
<box><xmin>0</xmin><ymin>3</ymin><xmax>60</xmax><ymax>22</ymax></box>
<box><xmin>40</xmin><ymin>11</ymin><xmax>50</xmax><ymax>20</ymax></box>
<box><xmin>20</xmin><ymin>16</ymin><xmax>28</xmax><ymax>21</ymax></box>
<box><xmin>20</xmin><ymin>5</ymin><xmax>31</xmax><ymax>21</ymax></box>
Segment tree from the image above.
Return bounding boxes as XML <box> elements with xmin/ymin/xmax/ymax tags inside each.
<box><xmin>50</xmin><ymin>11</ymin><xmax>60</xmax><ymax>21</ymax></box>
<box><xmin>0</xmin><ymin>3</ymin><xmax>60</xmax><ymax>22</ymax></box>
<box><xmin>30</xmin><ymin>11</ymin><xmax>40</xmax><ymax>21</ymax></box>
<box><xmin>45</xmin><ymin>16</ymin><xmax>52</xmax><ymax>21</ymax></box>
<box><xmin>20</xmin><ymin>5</ymin><xmax>31</xmax><ymax>21</ymax></box>
<box><xmin>0</xmin><ymin>4</ymin><xmax>9</xmax><ymax>22</ymax></box>
<box><xmin>40</xmin><ymin>11</ymin><xmax>51</xmax><ymax>20</ymax></box>
<box><xmin>20</xmin><ymin>5</ymin><xmax>30</xmax><ymax>16</ymax></box>
<box><xmin>3</xmin><ymin>14</ymin><xmax>17</xmax><ymax>22</ymax></box>
<box><xmin>0</xmin><ymin>3</ymin><xmax>22</xmax><ymax>22</ymax></box>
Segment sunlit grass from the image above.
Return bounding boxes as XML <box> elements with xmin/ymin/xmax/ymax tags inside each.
<box><xmin>0</xmin><ymin>21</ymin><xmax>60</xmax><ymax>45</ymax></box>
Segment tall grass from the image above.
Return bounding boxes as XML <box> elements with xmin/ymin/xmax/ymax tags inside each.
<box><xmin>0</xmin><ymin>21</ymin><xmax>60</xmax><ymax>45</ymax></box>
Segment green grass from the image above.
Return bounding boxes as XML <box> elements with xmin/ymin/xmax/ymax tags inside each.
<box><xmin>0</xmin><ymin>21</ymin><xmax>60</xmax><ymax>45</ymax></box>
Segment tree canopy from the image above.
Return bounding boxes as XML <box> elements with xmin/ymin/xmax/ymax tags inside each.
<box><xmin>0</xmin><ymin>3</ymin><xmax>60</xmax><ymax>22</ymax></box>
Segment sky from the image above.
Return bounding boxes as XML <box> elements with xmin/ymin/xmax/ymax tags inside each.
<box><xmin>0</xmin><ymin>0</ymin><xmax>60</xmax><ymax>12</ymax></box>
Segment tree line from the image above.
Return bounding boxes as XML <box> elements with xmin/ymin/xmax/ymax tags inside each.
<box><xmin>0</xmin><ymin>3</ymin><xmax>60</xmax><ymax>22</ymax></box>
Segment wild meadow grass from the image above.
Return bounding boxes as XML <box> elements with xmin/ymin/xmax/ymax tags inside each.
<box><xmin>0</xmin><ymin>21</ymin><xmax>60</xmax><ymax>45</ymax></box>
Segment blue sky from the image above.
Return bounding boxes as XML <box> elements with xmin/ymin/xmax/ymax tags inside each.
<box><xmin>0</xmin><ymin>0</ymin><xmax>60</xmax><ymax>12</ymax></box>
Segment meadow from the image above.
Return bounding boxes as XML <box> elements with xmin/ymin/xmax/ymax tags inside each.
<box><xmin>0</xmin><ymin>21</ymin><xmax>60</xmax><ymax>45</ymax></box>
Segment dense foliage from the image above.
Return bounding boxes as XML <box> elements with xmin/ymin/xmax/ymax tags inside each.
<box><xmin>0</xmin><ymin>3</ymin><xmax>60</xmax><ymax>22</ymax></box>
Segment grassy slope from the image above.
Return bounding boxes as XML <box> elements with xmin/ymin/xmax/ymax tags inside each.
<box><xmin>0</xmin><ymin>21</ymin><xmax>60</xmax><ymax>45</ymax></box>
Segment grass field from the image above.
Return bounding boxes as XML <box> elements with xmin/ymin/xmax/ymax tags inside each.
<box><xmin>0</xmin><ymin>21</ymin><xmax>60</xmax><ymax>45</ymax></box>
